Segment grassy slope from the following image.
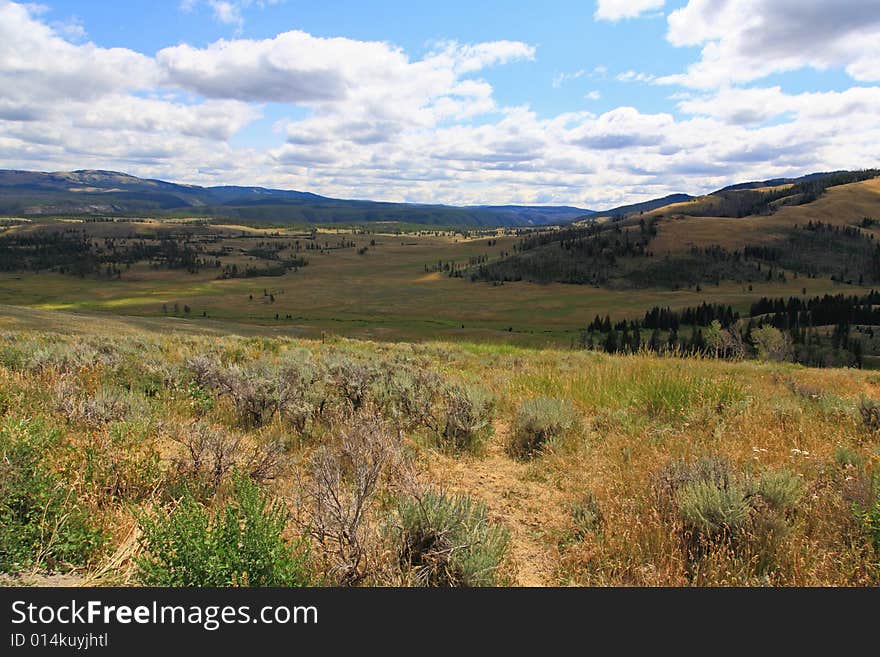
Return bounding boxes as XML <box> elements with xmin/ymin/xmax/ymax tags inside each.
<box><xmin>0</xmin><ymin>314</ymin><xmax>877</xmax><ymax>586</ymax></box>
<box><xmin>649</xmin><ymin>177</ymin><xmax>880</xmax><ymax>254</ymax></box>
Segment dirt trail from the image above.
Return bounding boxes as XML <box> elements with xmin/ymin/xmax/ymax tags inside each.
<box><xmin>429</xmin><ymin>422</ymin><xmax>565</xmax><ymax>587</ymax></box>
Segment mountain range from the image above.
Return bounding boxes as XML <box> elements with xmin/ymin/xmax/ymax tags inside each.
<box><xmin>0</xmin><ymin>168</ymin><xmax>869</xmax><ymax>227</ymax></box>
<box><xmin>0</xmin><ymin>169</ymin><xmax>591</xmax><ymax>227</ymax></box>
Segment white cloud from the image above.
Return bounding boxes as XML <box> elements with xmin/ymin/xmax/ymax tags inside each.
<box><xmin>584</xmin><ymin>90</ymin><xmax>602</xmax><ymax>100</ymax></box>
<box><xmin>0</xmin><ymin>0</ymin><xmax>878</xmax><ymax>209</ymax></box>
<box><xmin>180</xmin><ymin>0</ymin><xmax>282</xmax><ymax>29</ymax></box>
<box><xmin>616</xmin><ymin>70</ymin><xmax>656</xmax><ymax>83</ymax></box>
<box><xmin>0</xmin><ymin>1</ymin><xmax>159</xmax><ymax>105</ymax></box>
<box><xmin>157</xmin><ymin>33</ymin><xmax>534</xmax><ymax>105</ymax></box>
<box><xmin>553</xmin><ymin>69</ymin><xmax>586</xmax><ymax>88</ymax></box>
<box><xmin>595</xmin><ymin>0</ymin><xmax>665</xmax><ymax>22</ymax></box>
<box><xmin>663</xmin><ymin>0</ymin><xmax>880</xmax><ymax>88</ymax></box>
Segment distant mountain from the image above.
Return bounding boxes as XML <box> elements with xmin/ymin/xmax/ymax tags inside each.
<box><xmin>473</xmin><ymin>205</ymin><xmax>594</xmax><ymax>224</ymax></box>
<box><xmin>0</xmin><ymin>169</ymin><xmax>590</xmax><ymax>227</ymax></box>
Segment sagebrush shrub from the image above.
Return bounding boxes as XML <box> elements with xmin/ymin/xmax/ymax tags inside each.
<box><xmin>137</xmin><ymin>474</ymin><xmax>310</xmax><ymax>587</ymax></box>
<box><xmin>56</xmin><ymin>382</ymin><xmax>147</xmax><ymax>426</ymax></box>
<box><xmin>508</xmin><ymin>397</ymin><xmax>579</xmax><ymax>459</ymax></box>
<box><xmin>655</xmin><ymin>456</ymin><xmax>732</xmax><ymax>503</ymax></box>
<box><xmin>278</xmin><ymin>358</ymin><xmax>318</xmax><ymax>434</ymax></box>
<box><xmin>325</xmin><ymin>355</ymin><xmax>379</xmax><ymax>411</ymax></box>
<box><xmin>218</xmin><ymin>361</ymin><xmax>284</xmax><ymax>428</ymax></box>
<box><xmin>858</xmin><ymin>396</ymin><xmax>880</xmax><ymax>433</ymax></box>
<box><xmin>298</xmin><ymin>412</ymin><xmax>403</xmax><ymax>585</ymax></box>
<box><xmin>752</xmin><ymin>469</ymin><xmax>802</xmax><ymax>512</ymax></box>
<box><xmin>372</xmin><ymin>365</ymin><xmax>443</xmax><ymax>436</ymax></box>
<box><xmin>834</xmin><ymin>445</ymin><xmax>865</xmax><ymax>469</ymax></box>
<box><xmin>393</xmin><ymin>490</ymin><xmax>509</xmax><ymax>587</ymax></box>
<box><xmin>170</xmin><ymin>422</ymin><xmax>286</xmax><ymax>499</ymax></box>
<box><xmin>434</xmin><ymin>384</ymin><xmax>495</xmax><ymax>452</ymax></box>
<box><xmin>676</xmin><ymin>479</ymin><xmax>750</xmax><ymax>540</ymax></box>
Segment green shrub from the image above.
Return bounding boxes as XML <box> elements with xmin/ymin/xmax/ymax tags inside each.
<box><xmin>508</xmin><ymin>397</ymin><xmax>579</xmax><ymax>459</ymax></box>
<box><xmin>137</xmin><ymin>474</ymin><xmax>310</xmax><ymax>587</ymax></box>
<box><xmin>0</xmin><ymin>417</ymin><xmax>105</xmax><ymax>572</ymax></box>
<box><xmin>393</xmin><ymin>491</ymin><xmax>509</xmax><ymax>587</ymax></box>
<box><xmin>655</xmin><ymin>456</ymin><xmax>732</xmax><ymax>502</ymax></box>
<box><xmin>676</xmin><ymin>479</ymin><xmax>750</xmax><ymax>540</ymax></box>
<box><xmin>434</xmin><ymin>384</ymin><xmax>495</xmax><ymax>452</ymax></box>
<box><xmin>752</xmin><ymin>469</ymin><xmax>802</xmax><ymax>512</ymax></box>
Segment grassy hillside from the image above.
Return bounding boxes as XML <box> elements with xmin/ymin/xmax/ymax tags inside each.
<box><xmin>474</xmin><ymin>175</ymin><xmax>880</xmax><ymax>289</ymax></box>
<box><xmin>0</xmin><ymin>318</ymin><xmax>877</xmax><ymax>586</ymax></box>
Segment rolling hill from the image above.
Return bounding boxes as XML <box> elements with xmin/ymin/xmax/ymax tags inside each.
<box><xmin>0</xmin><ymin>169</ymin><xmax>593</xmax><ymax>227</ymax></box>
<box><xmin>471</xmin><ymin>170</ymin><xmax>880</xmax><ymax>289</ymax></box>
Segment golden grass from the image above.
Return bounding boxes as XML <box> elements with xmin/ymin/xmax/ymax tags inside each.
<box><xmin>0</xmin><ymin>315</ymin><xmax>877</xmax><ymax>586</ymax></box>
<box><xmin>651</xmin><ymin>177</ymin><xmax>880</xmax><ymax>254</ymax></box>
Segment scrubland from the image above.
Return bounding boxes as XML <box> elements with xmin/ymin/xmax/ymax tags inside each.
<box><xmin>1</xmin><ymin>325</ymin><xmax>878</xmax><ymax>587</ymax></box>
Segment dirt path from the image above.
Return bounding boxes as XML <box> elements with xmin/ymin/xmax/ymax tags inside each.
<box><xmin>428</xmin><ymin>422</ymin><xmax>565</xmax><ymax>586</ymax></box>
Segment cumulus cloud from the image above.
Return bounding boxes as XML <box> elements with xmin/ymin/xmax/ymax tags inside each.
<box><xmin>0</xmin><ymin>1</ymin><xmax>158</xmax><ymax>105</ymax></box>
<box><xmin>662</xmin><ymin>0</ymin><xmax>880</xmax><ymax>88</ymax></box>
<box><xmin>0</xmin><ymin>0</ymin><xmax>878</xmax><ymax>209</ymax></box>
<box><xmin>595</xmin><ymin>0</ymin><xmax>665</xmax><ymax>21</ymax></box>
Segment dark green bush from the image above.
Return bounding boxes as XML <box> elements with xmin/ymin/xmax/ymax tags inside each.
<box><xmin>508</xmin><ymin>397</ymin><xmax>579</xmax><ymax>459</ymax></box>
<box><xmin>0</xmin><ymin>417</ymin><xmax>105</xmax><ymax>572</ymax></box>
<box><xmin>393</xmin><ymin>491</ymin><xmax>509</xmax><ymax>586</ymax></box>
<box><xmin>137</xmin><ymin>474</ymin><xmax>310</xmax><ymax>586</ymax></box>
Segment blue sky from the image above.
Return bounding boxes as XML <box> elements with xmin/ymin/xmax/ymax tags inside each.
<box><xmin>1</xmin><ymin>0</ymin><xmax>879</xmax><ymax>207</ymax></box>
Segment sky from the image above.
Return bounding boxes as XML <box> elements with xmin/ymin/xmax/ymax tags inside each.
<box><xmin>0</xmin><ymin>0</ymin><xmax>879</xmax><ymax>208</ymax></box>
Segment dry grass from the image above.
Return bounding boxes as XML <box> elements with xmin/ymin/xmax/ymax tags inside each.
<box><xmin>650</xmin><ymin>177</ymin><xmax>880</xmax><ymax>255</ymax></box>
<box><xmin>0</xmin><ymin>321</ymin><xmax>878</xmax><ymax>586</ymax></box>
